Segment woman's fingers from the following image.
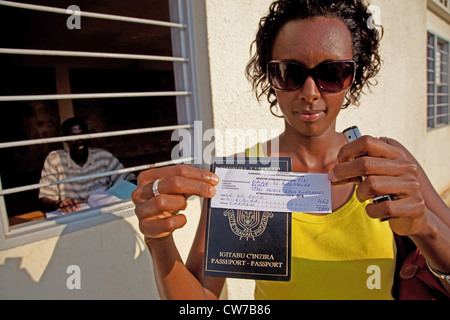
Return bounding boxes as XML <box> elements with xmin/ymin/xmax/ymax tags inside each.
<box><xmin>329</xmin><ymin>135</ymin><xmax>418</xmax><ymax>188</ymax></box>
<box><xmin>154</xmin><ymin>175</ymin><xmax>217</xmax><ymax>199</ymax></box>
<box><xmin>132</xmin><ymin>164</ymin><xmax>219</xmax><ymax>239</ymax></box>
<box><xmin>336</xmin><ymin>135</ymin><xmax>401</xmax><ymax>163</ymax></box>
<box><xmin>132</xmin><ymin>165</ymin><xmax>219</xmax><ymax>203</ymax></box>
<box><xmin>137</xmin><ymin>164</ymin><xmax>219</xmax><ymax>189</ymax></box>
<box><xmin>329</xmin><ymin>156</ymin><xmax>418</xmax><ymax>184</ymax></box>
<box><xmin>134</xmin><ymin>194</ymin><xmax>188</xmax><ymax>219</ymax></box>
<box><xmin>365</xmin><ymin>196</ymin><xmax>425</xmax><ymax>221</ymax></box>
<box><xmin>135</xmin><ymin>194</ymin><xmax>190</xmax><ymax>239</ymax></box>
<box><xmin>330</xmin><ymin>135</ymin><xmax>428</xmax><ymax>235</ymax></box>
<box><xmin>355</xmin><ymin>173</ymin><xmax>420</xmax><ymax>203</ymax></box>
<box><xmin>139</xmin><ymin>212</ymin><xmax>188</xmax><ymax>239</ymax></box>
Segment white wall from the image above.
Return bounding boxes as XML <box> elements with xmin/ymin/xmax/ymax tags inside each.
<box><xmin>205</xmin><ymin>0</ymin><xmax>284</xmax><ymax>158</ymax></box>
<box><xmin>337</xmin><ymin>0</ymin><xmax>427</xmax><ymax>153</ymax></box>
<box><xmin>0</xmin><ymin>209</ymin><xmax>159</xmax><ymax>299</ymax></box>
<box><xmin>0</xmin><ymin>197</ymin><xmax>203</xmax><ymax>299</ymax></box>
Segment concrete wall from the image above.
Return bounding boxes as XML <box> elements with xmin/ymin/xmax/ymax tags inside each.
<box><xmin>205</xmin><ymin>0</ymin><xmax>283</xmax><ymax>157</ymax></box>
<box><xmin>0</xmin><ymin>208</ymin><xmax>160</xmax><ymax>299</ymax></box>
<box><xmin>0</xmin><ymin>197</ymin><xmax>202</xmax><ymax>299</ymax></box>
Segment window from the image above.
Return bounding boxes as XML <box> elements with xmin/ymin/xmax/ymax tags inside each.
<box><xmin>0</xmin><ymin>0</ymin><xmax>205</xmax><ymax>249</ymax></box>
<box><xmin>436</xmin><ymin>0</ymin><xmax>450</xmax><ymax>12</ymax></box>
<box><xmin>427</xmin><ymin>32</ymin><xmax>450</xmax><ymax>129</ymax></box>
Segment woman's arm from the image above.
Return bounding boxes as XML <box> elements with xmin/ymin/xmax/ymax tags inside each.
<box><xmin>132</xmin><ymin>165</ymin><xmax>226</xmax><ymax>300</ymax></box>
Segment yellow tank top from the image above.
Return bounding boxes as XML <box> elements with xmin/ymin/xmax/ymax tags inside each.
<box><xmin>246</xmin><ymin>143</ymin><xmax>397</xmax><ymax>300</ymax></box>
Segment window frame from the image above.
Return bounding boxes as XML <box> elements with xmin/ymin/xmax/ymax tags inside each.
<box><xmin>435</xmin><ymin>0</ymin><xmax>450</xmax><ymax>12</ymax></box>
<box><xmin>427</xmin><ymin>31</ymin><xmax>450</xmax><ymax>130</ymax></box>
<box><xmin>0</xmin><ymin>0</ymin><xmax>211</xmax><ymax>250</ymax></box>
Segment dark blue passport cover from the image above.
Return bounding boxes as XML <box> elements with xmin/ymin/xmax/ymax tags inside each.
<box><xmin>204</xmin><ymin>157</ymin><xmax>292</xmax><ymax>281</ymax></box>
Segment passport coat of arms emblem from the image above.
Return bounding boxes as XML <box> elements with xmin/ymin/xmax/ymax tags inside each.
<box><xmin>223</xmin><ymin>209</ymin><xmax>274</xmax><ymax>241</ymax></box>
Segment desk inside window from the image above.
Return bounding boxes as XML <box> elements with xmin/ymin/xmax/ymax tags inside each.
<box><xmin>8</xmin><ymin>211</ymin><xmax>46</xmax><ymax>226</ymax></box>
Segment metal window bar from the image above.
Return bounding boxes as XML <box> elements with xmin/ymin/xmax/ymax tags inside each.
<box><xmin>0</xmin><ymin>124</ymin><xmax>193</xmax><ymax>150</ymax></box>
<box><xmin>0</xmin><ymin>157</ymin><xmax>194</xmax><ymax>197</ymax></box>
<box><xmin>428</xmin><ymin>33</ymin><xmax>437</xmax><ymax>129</ymax></box>
<box><xmin>0</xmin><ymin>124</ymin><xmax>195</xmax><ymax>197</ymax></box>
<box><xmin>0</xmin><ymin>0</ymin><xmax>186</xmax><ymax>29</ymax></box>
<box><xmin>0</xmin><ymin>1</ymin><xmax>191</xmax><ymax>102</ymax></box>
<box><xmin>0</xmin><ymin>48</ymin><xmax>188</xmax><ymax>63</ymax></box>
<box><xmin>427</xmin><ymin>33</ymin><xmax>450</xmax><ymax>129</ymax></box>
<box><xmin>0</xmin><ymin>91</ymin><xmax>190</xmax><ymax>102</ymax></box>
<box><xmin>437</xmin><ymin>39</ymin><xmax>450</xmax><ymax>126</ymax></box>
<box><xmin>0</xmin><ymin>0</ymin><xmax>198</xmax><ymax>223</ymax></box>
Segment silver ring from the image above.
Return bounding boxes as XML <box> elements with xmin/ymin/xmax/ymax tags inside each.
<box><xmin>152</xmin><ymin>179</ymin><xmax>162</xmax><ymax>197</ymax></box>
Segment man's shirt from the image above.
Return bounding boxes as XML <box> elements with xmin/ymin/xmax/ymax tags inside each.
<box><xmin>39</xmin><ymin>148</ymin><xmax>135</xmax><ymax>201</ymax></box>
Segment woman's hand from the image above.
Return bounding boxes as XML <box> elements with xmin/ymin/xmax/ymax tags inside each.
<box><xmin>329</xmin><ymin>135</ymin><xmax>431</xmax><ymax>237</ymax></box>
<box><xmin>132</xmin><ymin>165</ymin><xmax>219</xmax><ymax>240</ymax></box>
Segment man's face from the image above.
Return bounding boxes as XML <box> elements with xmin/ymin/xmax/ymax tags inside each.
<box><xmin>66</xmin><ymin>124</ymin><xmax>89</xmax><ymax>156</ymax></box>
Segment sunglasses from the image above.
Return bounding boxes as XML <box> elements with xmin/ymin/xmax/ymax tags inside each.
<box><xmin>267</xmin><ymin>60</ymin><xmax>356</xmax><ymax>93</ymax></box>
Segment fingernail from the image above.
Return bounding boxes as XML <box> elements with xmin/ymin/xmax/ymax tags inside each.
<box><xmin>210</xmin><ymin>174</ymin><xmax>219</xmax><ymax>184</ymax></box>
<box><xmin>328</xmin><ymin>170</ymin><xmax>337</xmax><ymax>182</ymax></box>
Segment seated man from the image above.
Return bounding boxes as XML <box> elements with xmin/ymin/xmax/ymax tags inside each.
<box><xmin>38</xmin><ymin>117</ymin><xmax>136</xmax><ymax>213</ymax></box>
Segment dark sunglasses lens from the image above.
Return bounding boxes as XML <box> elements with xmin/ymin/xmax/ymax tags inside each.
<box><xmin>315</xmin><ymin>62</ymin><xmax>355</xmax><ymax>92</ymax></box>
<box><xmin>269</xmin><ymin>62</ymin><xmax>306</xmax><ymax>91</ymax></box>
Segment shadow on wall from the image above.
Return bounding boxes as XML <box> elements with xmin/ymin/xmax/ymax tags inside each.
<box><xmin>0</xmin><ymin>212</ymin><xmax>160</xmax><ymax>300</ymax></box>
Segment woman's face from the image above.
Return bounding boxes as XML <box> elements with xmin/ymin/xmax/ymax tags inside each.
<box><xmin>271</xmin><ymin>16</ymin><xmax>354</xmax><ymax>138</ymax></box>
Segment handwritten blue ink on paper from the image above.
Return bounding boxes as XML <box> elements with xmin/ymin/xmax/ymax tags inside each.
<box><xmin>211</xmin><ymin>168</ymin><xmax>332</xmax><ymax>214</ymax></box>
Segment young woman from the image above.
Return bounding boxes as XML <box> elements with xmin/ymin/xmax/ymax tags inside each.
<box><xmin>132</xmin><ymin>0</ymin><xmax>450</xmax><ymax>299</ymax></box>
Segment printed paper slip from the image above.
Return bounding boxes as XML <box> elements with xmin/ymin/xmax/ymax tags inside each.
<box><xmin>211</xmin><ymin>168</ymin><xmax>332</xmax><ymax>213</ymax></box>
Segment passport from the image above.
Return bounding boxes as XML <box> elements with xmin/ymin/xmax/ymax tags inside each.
<box><xmin>203</xmin><ymin>157</ymin><xmax>292</xmax><ymax>282</ymax></box>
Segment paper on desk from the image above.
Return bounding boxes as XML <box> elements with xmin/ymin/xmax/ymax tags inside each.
<box><xmin>211</xmin><ymin>168</ymin><xmax>332</xmax><ymax>213</ymax></box>
<box><xmin>45</xmin><ymin>189</ymin><xmax>122</xmax><ymax>218</ymax></box>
